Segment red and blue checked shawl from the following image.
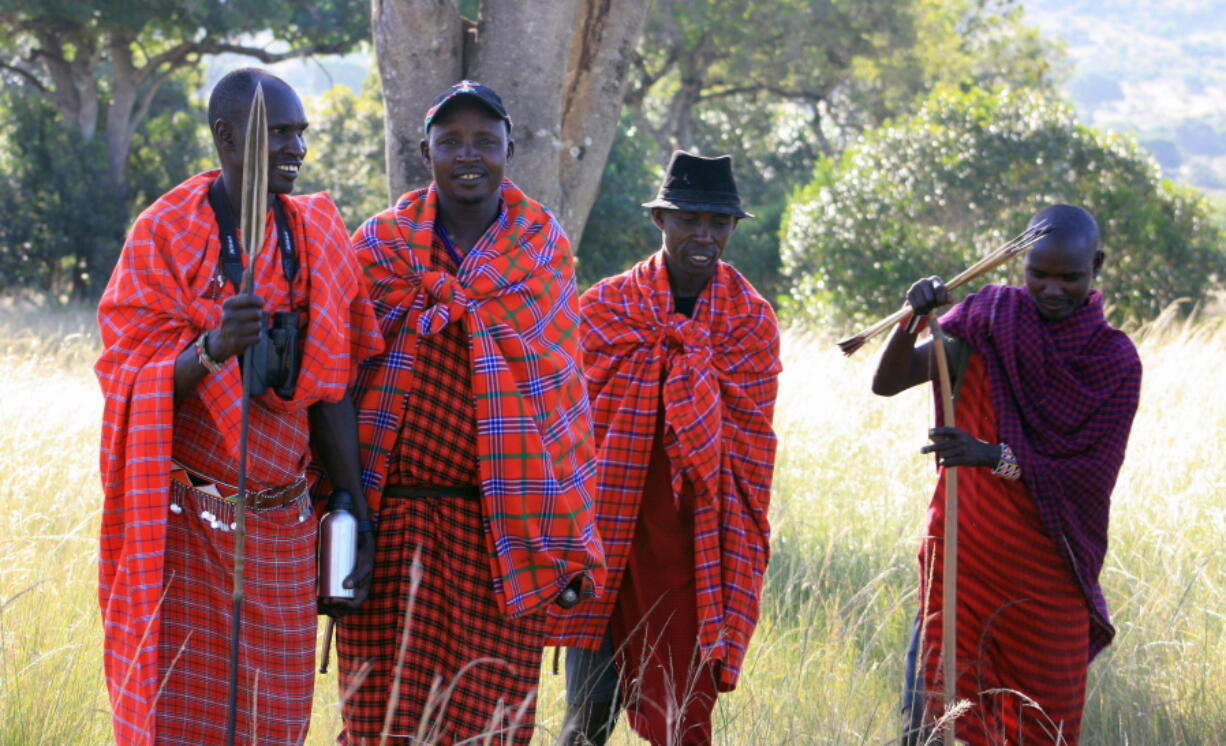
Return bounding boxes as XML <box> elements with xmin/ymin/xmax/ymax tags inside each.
<box><xmin>94</xmin><ymin>171</ymin><xmax>382</xmax><ymax>745</ymax></box>
<box><xmin>548</xmin><ymin>252</ymin><xmax>781</xmax><ymax>691</ymax></box>
<box><xmin>939</xmin><ymin>285</ymin><xmax>1141</xmax><ymax>659</ymax></box>
<box><xmin>350</xmin><ymin>180</ymin><xmax>605</xmax><ymax>618</ymax></box>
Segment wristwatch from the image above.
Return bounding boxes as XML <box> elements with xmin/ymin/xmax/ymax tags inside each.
<box><xmin>196</xmin><ymin>331</ymin><xmax>225</xmax><ymax>373</ymax></box>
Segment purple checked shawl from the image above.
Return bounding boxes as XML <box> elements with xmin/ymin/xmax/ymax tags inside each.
<box><xmin>940</xmin><ymin>284</ymin><xmax>1141</xmax><ymax>659</ymax></box>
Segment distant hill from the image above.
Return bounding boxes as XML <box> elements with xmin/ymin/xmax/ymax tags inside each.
<box><xmin>1024</xmin><ymin>0</ymin><xmax>1226</xmax><ymax>195</ymax></box>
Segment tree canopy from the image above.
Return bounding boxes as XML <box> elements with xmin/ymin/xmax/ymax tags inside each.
<box><xmin>780</xmin><ymin>85</ymin><xmax>1226</xmax><ymax>327</ymax></box>
<box><xmin>0</xmin><ymin>0</ymin><xmax>367</xmax><ymax>295</ymax></box>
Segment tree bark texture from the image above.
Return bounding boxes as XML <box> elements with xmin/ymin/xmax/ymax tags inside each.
<box><xmin>371</xmin><ymin>0</ymin><xmax>463</xmax><ymax>200</ymax></box>
<box><xmin>373</xmin><ymin>0</ymin><xmax>649</xmax><ymax>244</ymax></box>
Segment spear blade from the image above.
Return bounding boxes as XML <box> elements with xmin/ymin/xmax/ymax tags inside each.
<box><xmin>239</xmin><ymin>82</ymin><xmax>269</xmax><ymax>291</ymax></box>
<box><xmin>226</xmin><ymin>81</ymin><xmax>267</xmax><ymax>746</ymax></box>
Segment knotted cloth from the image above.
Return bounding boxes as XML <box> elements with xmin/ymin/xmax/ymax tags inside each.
<box><xmin>939</xmin><ymin>284</ymin><xmax>1142</xmax><ymax>658</ymax></box>
<box><xmin>351</xmin><ymin>180</ymin><xmax>604</xmax><ymax>617</ymax></box>
<box><xmin>94</xmin><ymin>171</ymin><xmax>381</xmax><ymax>744</ymax></box>
<box><xmin>549</xmin><ymin>251</ymin><xmax>781</xmax><ymax>690</ymax></box>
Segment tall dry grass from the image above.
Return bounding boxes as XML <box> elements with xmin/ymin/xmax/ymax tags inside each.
<box><xmin>0</xmin><ymin>299</ymin><xmax>1222</xmax><ymax>744</ymax></box>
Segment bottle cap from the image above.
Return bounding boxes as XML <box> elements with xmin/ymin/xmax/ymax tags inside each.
<box><xmin>327</xmin><ymin>489</ymin><xmax>354</xmax><ymax>511</ymax></box>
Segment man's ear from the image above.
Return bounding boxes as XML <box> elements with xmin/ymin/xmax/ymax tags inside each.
<box><xmin>650</xmin><ymin>208</ymin><xmax>666</xmax><ymax>231</ymax></box>
<box><xmin>505</xmin><ymin>138</ymin><xmax>514</xmax><ymax>165</ymax></box>
<box><xmin>419</xmin><ymin>139</ymin><xmax>431</xmax><ymax>169</ymax></box>
<box><xmin>213</xmin><ymin>119</ymin><xmax>237</xmax><ymax>153</ymax></box>
<box><xmin>1092</xmin><ymin>249</ymin><xmax>1105</xmax><ymax>278</ymax></box>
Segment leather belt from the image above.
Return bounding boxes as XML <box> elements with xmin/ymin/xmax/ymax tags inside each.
<box><xmin>171</xmin><ymin>462</ymin><xmax>307</xmax><ymax>510</ymax></box>
<box><xmin>383</xmin><ymin>484</ymin><xmax>481</xmax><ymax>500</ymax></box>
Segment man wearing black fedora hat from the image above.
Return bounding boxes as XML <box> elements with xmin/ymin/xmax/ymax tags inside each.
<box><xmin>549</xmin><ymin>151</ymin><xmax>783</xmax><ymax>745</ymax></box>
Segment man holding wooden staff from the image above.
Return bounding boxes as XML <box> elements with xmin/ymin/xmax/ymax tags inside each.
<box><xmin>95</xmin><ymin>69</ymin><xmax>382</xmax><ymax>744</ymax></box>
<box><xmin>871</xmin><ymin>204</ymin><xmax>1142</xmax><ymax>745</ymax></box>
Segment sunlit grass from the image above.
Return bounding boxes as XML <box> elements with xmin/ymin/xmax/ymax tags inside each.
<box><xmin>1</xmin><ymin>299</ymin><xmax>1222</xmax><ymax>744</ymax></box>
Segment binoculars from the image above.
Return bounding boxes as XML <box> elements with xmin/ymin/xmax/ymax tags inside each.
<box><xmin>246</xmin><ymin>310</ymin><xmax>302</xmax><ymax>399</ymax></box>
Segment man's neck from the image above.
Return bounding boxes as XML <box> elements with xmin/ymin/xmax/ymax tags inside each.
<box><xmin>219</xmin><ymin>168</ymin><xmax>275</xmax><ymax>217</ymax></box>
<box><xmin>436</xmin><ymin>193</ymin><xmax>501</xmax><ymax>255</ymax></box>
<box><xmin>665</xmin><ymin>262</ymin><xmax>711</xmax><ymax>299</ymax></box>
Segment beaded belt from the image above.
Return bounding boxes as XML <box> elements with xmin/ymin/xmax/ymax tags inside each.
<box><xmin>170</xmin><ymin>462</ymin><xmax>307</xmax><ymax>510</ymax></box>
<box><xmin>383</xmin><ymin>484</ymin><xmax>481</xmax><ymax>500</ymax></box>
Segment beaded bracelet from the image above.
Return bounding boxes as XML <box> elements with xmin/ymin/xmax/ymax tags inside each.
<box><xmin>992</xmin><ymin>442</ymin><xmax>1022</xmax><ymax>481</ymax></box>
<box><xmin>355</xmin><ymin>519</ymin><xmax>375</xmax><ymax>534</ymax></box>
<box><xmin>196</xmin><ymin>331</ymin><xmax>225</xmax><ymax>373</ymax></box>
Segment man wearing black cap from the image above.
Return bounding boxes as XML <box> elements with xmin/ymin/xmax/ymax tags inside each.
<box><xmin>549</xmin><ymin>151</ymin><xmax>782</xmax><ymax>745</ymax></box>
<box><xmin>332</xmin><ymin>81</ymin><xmax>604</xmax><ymax>745</ymax></box>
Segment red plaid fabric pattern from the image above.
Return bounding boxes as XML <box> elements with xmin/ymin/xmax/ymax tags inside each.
<box><xmin>939</xmin><ymin>285</ymin><xmax>1141</xmax><ymax>658</ymax></box>
<box><xmin>918</xmin><ymin>354</ymin><xmax>1091</xmax><ymax>744</ymax></box>
<box><xmin>390</xmin><ymin>232</ymin><xmax>480</xmax><ymax>485</ymax></box>
<box><xmin>335</xmin><ymin>495</ymin><xmax>548</xmax><ymax>745</ymax></box>
<box><xmin>548</xmin><ymin>252</ymin><xmax>782</xmax><ymax>691</ymax></box>
<box><xmin>174</xmin><ymin>395</ymin><xmax>311</xmax><ymax>489</ymax></box>
<box><xmin>157</xmin><ymin>481</ymin><xmax>317</xmax><ymax>745</ymax></box>
<box><xmin>94</xmin><ymin>171</ymin><xmax>383</xmax><ymax>745</ymax></box>
<box><xmin>350</xmin><ymin>180</ymin><xmax>603</xmax><ymax>617</ymax></box>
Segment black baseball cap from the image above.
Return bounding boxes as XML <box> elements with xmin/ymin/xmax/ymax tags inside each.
<box><xmin>423</xmin><ymin>80</ymin><xmax>512</xmax><ymax>133</ymax></box>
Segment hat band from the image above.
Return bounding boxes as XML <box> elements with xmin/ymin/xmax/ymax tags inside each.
<box><xmin>655</xmin><ymin>187</ymin><xmax>743</xmax><ymax>205</ymax></box>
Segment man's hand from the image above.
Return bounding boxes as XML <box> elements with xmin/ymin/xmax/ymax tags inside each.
<box><xmin>906</xmin><ymin>276</ymin><xmax>952</xmax><ymax>317</ymax></box>
<box><xmin>209</xmin><ymin>293</ymin><xmax>265</xmax><ymax>361</ymax></box>
<box><xmin>921</xmin><ymin>427</ymin><xmax>1001</xmax><ymax>468</ymax></box>
<box><xmin>318</xmin><ymin>530</ymin><xmax>375</xmax><ymax>618</ymax></box>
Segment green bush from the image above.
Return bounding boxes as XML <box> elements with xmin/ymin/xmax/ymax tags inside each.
<box><xmin>780</xmin><ymin>85</ymin><xmax>1226</xmax><ymax>327</ymax></box>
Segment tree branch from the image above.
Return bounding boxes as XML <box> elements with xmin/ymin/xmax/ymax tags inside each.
<box><xmin>128</xmin><ymin>65</ymin><xmax>180</xmax><ymax>142</ymax></box>
<box><xmin>696</xmin><ymin>84</ymin><xmax>827</xmax><ymax>103</ymax></box>
<box><xmin>0</xmin><ymin>61</ymin><xmax>47</xmax><ymax>92</ymax></box>
<box><xmin>195</xmin><ymin>40</ymin><xmax>354</xmax><ymax>63</ymax></box>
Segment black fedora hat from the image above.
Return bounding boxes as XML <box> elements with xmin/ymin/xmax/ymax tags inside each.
<box><xmin>642</xmin><ymin>150</ymin><xmax>753</xmax><ymax>219</ymax></box>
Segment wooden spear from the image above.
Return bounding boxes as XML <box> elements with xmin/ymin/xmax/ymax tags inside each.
<box><xmin>225</xmin><ymin>82</ymin><xmax>268</xmax><ymax>746</ymax></box>
<box><xmin>928</xmin><ymin>313</ymin><xmax>959</xmax><ymax>744</ymax></box>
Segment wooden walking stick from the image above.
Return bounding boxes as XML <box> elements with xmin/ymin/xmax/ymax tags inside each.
<box><xmin>928</xmin><ymin>312</ymin><xmax>959</xmax><ymax>744</ymax></box>
<box><xmin>225</xmin><ymin>82</ymin><xmax>268</xmax><ymax>746</ymax></box>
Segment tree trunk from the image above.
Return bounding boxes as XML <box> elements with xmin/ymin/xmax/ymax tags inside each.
<box><xmin>372</xmin><ymin>0</ymin><xmax>464</xmax><ymax>201</ymax></box>
<box><xmin>557</xmin><ymin>0</ymin><xmax>651</xmax><ymax>246</ymax></box>
<box><xmin>467</xmin><ymin>1</ymin><xmax>579</xmax><ymax>214</ymax></box>
<box><xmin>373</xmin><ymin>0</ymin><xmax>648</xmax><ymax>242</ymax></box>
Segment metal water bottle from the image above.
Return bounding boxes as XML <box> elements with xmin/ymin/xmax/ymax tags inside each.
<box><xmin>318</xmin><ymin>489</ymin><xmax>357</xmax><ymax>600</ymax></box>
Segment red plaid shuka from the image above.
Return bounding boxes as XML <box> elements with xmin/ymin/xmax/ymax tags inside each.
<box><xmin>94</xmin><ymin>171</ymin><xmax>382</xmax><ymax>745</ymax></box>
<box><xmin>918</xmin><ymin>353</ymin><xmax>1092</xmax><ymax>744</ymax></box>
<box><xmin>350</xmin><ymin>180</ymin><xmax>604</xmax><ymax>616</ymax></box>
<box><xmin>337</xmin><ymin>216</ymin><xmax>546</xmax><ymax>745</ymax></box>
<box><xmin>548</xmin><ymin>252</ymin><xmax>782</xmax><ymax>691</ymax></box>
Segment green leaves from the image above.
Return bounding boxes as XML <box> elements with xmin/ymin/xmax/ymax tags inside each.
<box><xmin>781</xmin><ymin>85</ymin><xmax>1226</xmax><ymax>327</ymax></box>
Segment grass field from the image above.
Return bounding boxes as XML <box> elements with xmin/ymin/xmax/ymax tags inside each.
<box><xmin>0</xmin><ymin>300</ymin><xmax>1222</xmax><ymax>744</ymax></box>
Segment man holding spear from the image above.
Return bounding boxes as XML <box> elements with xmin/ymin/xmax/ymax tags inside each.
<box><xmin>870</xmin><ymin>205</ymin><xmax>1142</xmax><ymax>744</ymax></box>
<box><xmin>95</xmin><ymin>69</ymin><xmax>382</xmax><ymax>745</ymax></box>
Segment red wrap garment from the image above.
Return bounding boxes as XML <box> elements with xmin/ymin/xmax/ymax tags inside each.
<box><xmin>337</xmin><ymin>229</ymin><xmax>548</xmax><ymax>745</ymax></box>
<box><xmin>918</xmin><ymin>285</ymin><xmax>1141</xmax><ymax>744</ymax></box>
<box><xmin>548</xmin><ymin>251</ymin><xmax>782</xmax><ymax>693</ymax></box>
<box><xmin>349</xmin><ymin>180</ymin><xmax>604</xmax><ymax>616</ymax></box>
<box><xmin>94</xmin><ymin>171</ymin><xmax>382</xmax><ymax>745</ymax></box>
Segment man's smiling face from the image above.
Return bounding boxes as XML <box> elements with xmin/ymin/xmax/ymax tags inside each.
<box><xmin>421</xmin><ymin>99</ymin><xmax>513</xmax><ymax>209</ymax></box>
